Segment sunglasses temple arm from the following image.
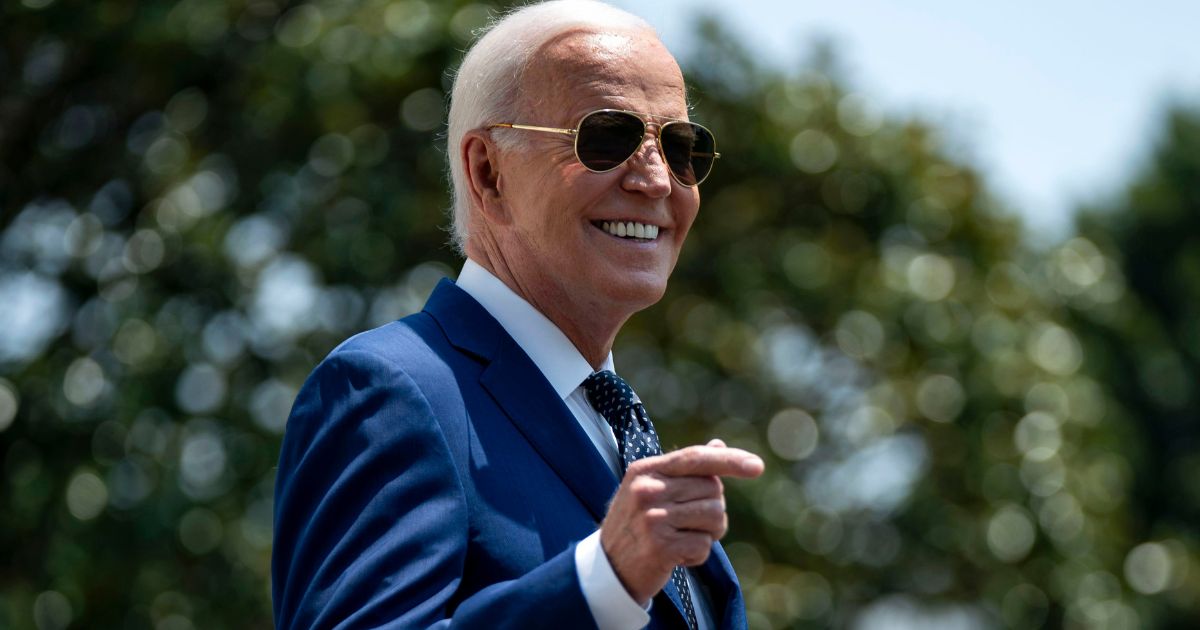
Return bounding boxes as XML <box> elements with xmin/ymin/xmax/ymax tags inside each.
<box><xmin>488</xmin><ymin>123</ymin><xmax>577</xmax><ymax>136</ymax></box>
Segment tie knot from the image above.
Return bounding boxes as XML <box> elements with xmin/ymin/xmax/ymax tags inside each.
<box><xmin>583</xmin><ymin>370</ymin><xmax>636</xmax><ymax>425</ymax></box>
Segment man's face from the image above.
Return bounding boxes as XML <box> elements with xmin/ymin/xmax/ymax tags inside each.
<box><xmin>488</xmin><ymin>30</ymin><xmax>700</xmax><ymax>321</ymax></box>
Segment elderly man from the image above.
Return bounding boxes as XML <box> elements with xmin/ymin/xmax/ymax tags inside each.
<box><xmin>272</xmin><ymin>1</ymin><xmax>763</xmax><ymax>628</ymax></box>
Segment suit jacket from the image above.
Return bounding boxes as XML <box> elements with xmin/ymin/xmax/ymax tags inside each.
<box><xmin>272</xmin><ymin>279</ymin><xmax>747</xmax><ymax>629</ymax></box>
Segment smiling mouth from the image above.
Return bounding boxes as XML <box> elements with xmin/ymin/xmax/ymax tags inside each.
<box><xmin>594</xmin><ymin>220</ymin><xmax>660</xmax><ymax>241</ymax></box>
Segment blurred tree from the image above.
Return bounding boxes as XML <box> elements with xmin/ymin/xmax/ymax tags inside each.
<box><xmin>1064</xmin><ymin>105</ymin><xmax>1200</xmax><ymax>629</ymax></box>
<box><xmin>0</xmin><ymin>1</ymin><xmax>1196</xmax><ymax>629</ymax></box>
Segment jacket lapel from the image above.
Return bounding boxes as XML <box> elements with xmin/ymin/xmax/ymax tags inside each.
<box><xmin>478</xmin><ymin>340</ymin><xmax>619</xmax><ymax>521</ymax></box>
<box><xmin>423</xmin><ymin>279</ymin><xmax>619</xmax><ymax>522</ymax></box>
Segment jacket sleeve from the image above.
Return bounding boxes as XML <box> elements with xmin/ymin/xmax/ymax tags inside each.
<box><xmin>272</xmin><ymin>349</ymin><xmax>597</xmax><ymax>630</ymax></box>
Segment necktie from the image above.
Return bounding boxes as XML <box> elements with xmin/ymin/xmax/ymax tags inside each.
<box><xmin>584</xmin><ymin>370</ymin><xmax>698</xmax><ymax>630</ymax></box>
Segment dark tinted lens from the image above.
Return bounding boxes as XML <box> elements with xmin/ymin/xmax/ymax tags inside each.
<box><xmin>575</xmin><ymin>111</ymin><xmax>645</xmax><ymax>171</ymax></box>
<box><xmin>660</xmin><ymin>121</ymin><xmax>715</xmax><ymax>186</ymax></box>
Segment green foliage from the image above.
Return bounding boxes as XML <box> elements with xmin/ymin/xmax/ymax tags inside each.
<box><xmin>1</xmin><ymin>1</ymin><xmax>1197</xmax><ymax>628</ymax></box>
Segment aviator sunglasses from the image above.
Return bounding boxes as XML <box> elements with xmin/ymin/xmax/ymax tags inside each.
<box><xmin>489</xmin><ymin>109</ymin><xmax>720</xmax><ymax>186</ymax></box>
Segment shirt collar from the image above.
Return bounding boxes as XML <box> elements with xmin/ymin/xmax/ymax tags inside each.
<box><xmin>456</xmin><ymin>258</ymin><xmax>614</xmax><ymax>400</ymax></box>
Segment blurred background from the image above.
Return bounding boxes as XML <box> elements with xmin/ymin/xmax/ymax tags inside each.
<box><xmin>2</xmin><ymin>0</ymin><xmax>1198</xmax><ymax>628</ymax></box>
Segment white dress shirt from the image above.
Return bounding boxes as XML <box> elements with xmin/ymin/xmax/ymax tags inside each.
<box><xmin>456</xmin><ymin>259</ymin><xmax>714</xmax><ymax>630</ymax></box>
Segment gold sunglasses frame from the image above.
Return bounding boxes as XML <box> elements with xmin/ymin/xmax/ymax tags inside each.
<box><xmin>488</xmin><ymin>109</ymin><xmax>721</xmax><ymax>186</ymax></box>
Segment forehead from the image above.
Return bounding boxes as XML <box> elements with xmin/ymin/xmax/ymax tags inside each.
<box><xmin>520</xmin><ymin>29</ymin><xmax>688</xmax><ymax>124</ymax></box>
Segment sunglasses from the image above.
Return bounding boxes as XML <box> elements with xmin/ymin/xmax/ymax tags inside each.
<box><xmin>489</xmin><ymin>109</ymin><xmax>720</xmax><ymax>186</ymax></box>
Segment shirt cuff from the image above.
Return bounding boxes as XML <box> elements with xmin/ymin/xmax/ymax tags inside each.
<box><xmin>575</xmin><ymin>529</ymin><xmax>652</xmax><ymax>630</ymax></box>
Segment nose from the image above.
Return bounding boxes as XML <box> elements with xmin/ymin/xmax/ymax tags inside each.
<box><xmin>621</xmin><ymin>128</ymin><xmax>672</xmax><ymax>197</ymax></box>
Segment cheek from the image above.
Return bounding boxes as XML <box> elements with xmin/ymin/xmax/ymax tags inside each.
<box><xmin>673</xmin><ymin>196</ymin><xmax>701</xmax><ymax>239</ymax></box>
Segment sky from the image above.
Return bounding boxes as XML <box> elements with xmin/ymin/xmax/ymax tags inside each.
<box><xmin>611</xmin><ymin>0</ymin><xmax>1200</xmax><ymax>243</ymax></box>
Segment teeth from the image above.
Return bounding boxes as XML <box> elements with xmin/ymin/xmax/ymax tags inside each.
<box><xmin>600</xmin><ymin>221</ymin><xmax>660</xmax><ymax>240</ymax></box>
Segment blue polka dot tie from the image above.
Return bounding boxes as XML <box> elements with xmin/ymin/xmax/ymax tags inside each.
<box><xmin>584</xmin><ymin>370</ymin><xmax>698</xmax><ymax>630</ymax></box>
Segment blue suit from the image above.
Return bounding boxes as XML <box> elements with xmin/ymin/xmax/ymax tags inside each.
<box><xmin>272</xmin><ymin>279</ymin><xmax>747</xmax><ymax>629</ymax></box>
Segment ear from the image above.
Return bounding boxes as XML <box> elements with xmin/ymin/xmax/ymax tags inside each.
<box><xmin>462</xmin><ymin>130</ymin><xmax>508</xmax><ymax>222</ymax></box>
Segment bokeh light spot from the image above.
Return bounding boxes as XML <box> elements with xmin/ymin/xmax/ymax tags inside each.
<box><xmin>1020</xmin><ymin>453</ymin><xmax>1066</xmax><ymax>497</ymax></box>
<box><xmin>321</xmin><ymin>25</ymin><xmax>370</xmax><ymax>64</ymax></box>
<box><xmin>790</xmin><ymin>129</ymin><xmax>838</xmax><ymax>174</ymax></box>
<box><xmin>1001</xmin><ymin>583</ymin><xmax>1049</xmax><ymax>628</ymax></box>
<box><xmin>1038</xmin><ymin>492</ymin><xmax>1085</xmax><ymax>543</ymax></box>
<box><xmin>63</xmin><ymin>356</ymin><xmax>106</xmax><ymax>407</ymax></box>
<box><xmin>449</xmin><ymin>4</ymin><xmax>493</xmax><ymax>44</ymax></box>
<box><xmin>1028</xmin><ymin>323</ymin><xmax>1083</xmax><ymax>376</ymax></box>
<box><xmin>275</xmin><ymin>4</ymin><xmax>323</xmax><ymax>48</ymax></box>
<box><xmin>766</xmin><ymin>408</ymin><xmax>819</xmax><ymax>461</ymax></box>
<box><xmin>165</xmin><ymin>87</ymin><xmax>209</xmax><ymax>133</ymax></box>
<box><xmin>308</xmin><ymin>133</ymin><xmax>355</xmax><ymax>176</ymax></box>
<box><xmin>1014</xmin><ymin>411</ymin><xmax>1062</xmax><ymax>461</ymax></box>
<box><xmin>33</xmin><ymin>590</ymin><xmax>73</xmax><ymax>630</ymax></box>
<box><xmin>251</xmin><ymin>379</ymin><xmax>298</xmax><ymax>434</ymax></box>
<box><xmin>123</xmin><ymin>229</ymin><xmax>166</xmax><ymax>274</ymax></box>
<box><xmin>65</xmin><ymin>469</ymin><xmax>108</xmax><ymax>520</ymax></box>
<box><xmin>179</xmin><ymin>422</ymin><xmax>228</xmax><ymax>499</ymax></box>
<box><xmin>384</xmin><ymin>1</ymin><xmax>433</xmax><ymax>39</ymax></box>
<box><xmin>179</xmin><ymin>507</ymin><xmax>224</xmax><ymax>555</ymax></box>
<box><xmin>1124</xmin><ymin>542</ymin><xmax>1173</xmax><ymax>594</ymax></box>
<box><xmin>113</xmin><ymin>318</ymin><xmax>159</xmax><ymax>366</ymax></box>
<box><xmin>835</xmin><ymin>310</ymin><xmax>885</xmax><ymax>360</ymax></box>
<box><xmin>1053</xmin><ymin>237</ymin><xmax>1107</xmax><ymax>293</ymax></box>
<box><xmin>401</xmin><ymin>88</ymin><xmax>445</xmax><ymax>132</ymax></box>
<box><xmin>0</xmin><ymin>378</ymin><xmax>19</xmax><ymax>432</ymax></box>
<box><xmin>175</xmin><ymin>363</ymin><xmax>227</xmax><ymax>415</ymax></box>
<box><xmin>916</xmin><ymin>374</ymin><xmax>965</xmax><ymax>423</ymax></box>
<box><xmin>907</xmin><ymin>253</ymin><xmax>956</xmax><ymax>301</ymax></box>
<box><xmin>782</xmin><ymin>241</ymin><xmax>831</xmax><ymax>290</ymax></box>
<box><xmin>107</xmin><ymin>457</ymin><xmax>155</xmax><ymax>509</ymax></box>
<box><xmin>0</xmin><ymin>271</ymin><xmax>69</xmax><ymax>363</ymax></box>
<box><xmin>987</xmin><ymin>504</ymin><xmax>1036</xmax><ymax>562</ymax></box>
<box><xmin>144</xmin><ymin>133</ymin><xmax>190</xmax><ymax>176</ymax></box>
<box><xmin>837</xmin><ymin>93</ymin><xmax>883</xmax><ymax>137</ymax></box>
<box><xmin>224</xmin><ymin>214</ymin><xmax>287</xmax><ymax>269</ymax></box>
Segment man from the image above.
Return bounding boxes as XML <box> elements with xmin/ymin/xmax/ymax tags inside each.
<box><xmin>272</xmin><ymin>1</ymin><xmax>764</xmax><ymax>628</ymax></box>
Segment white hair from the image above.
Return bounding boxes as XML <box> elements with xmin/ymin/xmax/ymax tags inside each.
<box><xmin>445</xmin><ymin>0</ymin><xmax>655</xmax><ymax>255</ymax></box>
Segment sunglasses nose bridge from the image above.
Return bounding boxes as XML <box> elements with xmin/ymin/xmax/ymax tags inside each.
<box><xmin>622</xmin><ymin>132</ymin><xmax>673</xmax><ymax>191</ymax></box>
<box><xmin>628</xmin><ymin>120</ymin><xmax>665</xmax><ymax>163</ymax></box>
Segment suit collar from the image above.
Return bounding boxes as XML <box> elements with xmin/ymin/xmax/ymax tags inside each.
<box><xmin>454</xmin><ymin>259</ymin><xmax>613</xmax><ymax>399</ymax></box>
<box><xmin>422</xmin><ymin>278</ymin><xmax>501</xmax><ymax>360</ymax></box>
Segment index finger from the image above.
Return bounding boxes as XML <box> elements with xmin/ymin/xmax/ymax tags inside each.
<box><xmin>650</xmin><ymin>445</ymin><xmax>764</xmax><ymax>479</ymax></box>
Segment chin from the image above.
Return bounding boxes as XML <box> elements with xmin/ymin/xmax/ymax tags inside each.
<box><xmin>603</xmin><ymin>273</ymin><xmax>670</xmax><ymax>312</ymax></box>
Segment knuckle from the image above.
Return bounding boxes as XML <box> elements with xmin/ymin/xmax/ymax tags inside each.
<box><xmin>694</xmin><ymin>498</ymin><xmax>724</xmax><ymax>519</ymax></box>
<box><xmin>645</xmin><ymin>507</ymin><xmax>670</xmax><ymax>529</ymax></box>
<box><xmin>630</xmin><ymin>476</ymin><xmax>665</xmax><ymax>504</ymax></box>
<box><xmin>681</xmin><ymin>536</ymin><xmax>713</xmax><ymax>565</ymax></box>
